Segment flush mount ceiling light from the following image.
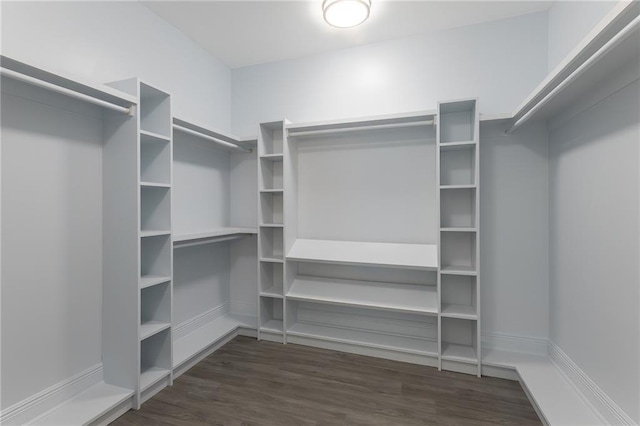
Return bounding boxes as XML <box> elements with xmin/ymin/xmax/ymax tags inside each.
<box><xmin>323</xmin><ymin>0</ymin><xmax>371</xmax><ymax>28</ymax></box>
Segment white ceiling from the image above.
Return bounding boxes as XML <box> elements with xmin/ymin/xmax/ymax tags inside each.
<box><xmin>143</xmin><ymin>1</ymin><xmax>552</xmax><ymax>69</ymax></box>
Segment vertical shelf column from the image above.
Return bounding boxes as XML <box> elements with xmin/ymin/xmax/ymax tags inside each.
<box><xmin>257</xmin><ymin>121</ymin><xmax>286</xmax><ymax>343</ymax></box>
<box><xmin>138</xmin><ymin>82</ymin><xmax>173</xmax><ymax>405</ymax></box>
<box><xmin>436</xmin><ymin>99</ymin><xmax>481</xmax><ymax>376</ymax></box>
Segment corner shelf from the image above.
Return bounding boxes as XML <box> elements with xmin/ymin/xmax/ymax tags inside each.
<box><xmin>441</xmin><ymin>304</ymin><xmax>477</xmax><ymax>320</ymax></box>
<box><xmin>139</xmin><ymin>367</ymin><xmax>170</xmax><ymax>392</ymax></box>
<box><xmin>260</xmin><ymin>319</ymin><xmax>284</xmax><ymax>334</ymax></box>
<box><xmin>140</xmin><ymin>230</ymin><xmax>171</xmax><ymax>238</ymax></box>
<box><xmin>287</xmin><ymin>239</ymin><xmax>438</xmax><ymax>270</ymax></box>
<box><xmin>260</xmin><ymin>153</ymin><xmax>284</xmax><ymax>161</ymax></box>
<box><xmin>140</xmin><ymin>129</ymin><xmax>171</xmax><ymax>143</ymax></box>
<box><xmin>439</xmin><ymin>141</ymin><xmax>476</xmax><ymax>151</ymax></box>
<box><xmin>441</xmin><ymin>343</ymin><xmax>477</xmax><ymax>363</ymax></box>
<box><xmin>140</xmin><ymin>182</ymin><xmax>171</xmax><ymax>188</ymax></box>
<box><xmin>260</xmin><ymin>284</ymin><xmax>284</xmax><ymax>299</ymax></box>
<box><xmin>140</xmin><ymin>275</ymin><xmax>171</xmax><ymax>290</ymax></box>
<box><xmin>440</xmin><ymin>265</ymin><xmax>477</xmax><ymax>276</ymax></box>
<box><xmin>140</xmin><ymin>321</ymin><xmax>171</xmax><ymax>341</ymax></box>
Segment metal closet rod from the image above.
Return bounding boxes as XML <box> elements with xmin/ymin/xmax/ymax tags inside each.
<box><xmin>288</xmin><ymin>119</ymin><xmax>435</xmax><ymax>137</ymax></box>
<box><xmin>0</xmin><ymin>67</ymin><xmax>132</xmax><ymax>114</ymax></box>
<box><xmin>173</xmin><ymin>124</ymin><xmax>252</xmax><ymax>153</ymax></box>
<box><xmin>506</xmin><ymin>14</ymin><xmax>640</xmax><ymax>135</ymax></box>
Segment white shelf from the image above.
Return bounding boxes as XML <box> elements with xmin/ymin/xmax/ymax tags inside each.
<box><xmin>287</xmin><ymin>275</ymin><xmax>437</xmax><ymax>315</ymax></box>
<box><xmin>440</xmin><ymin>184</ymin><xmax>476</xmax><ymax>190</ymax></box>
<box><xmin>441</xmin><ymin>343</ymin><xmax>477</xmax><ymax>363</ymax></box>
<box><xmin>260</xmin><ymin>284</ymin><xmax>284</xmax><ymax>298</ymax></box>
<box><xmin>440</xmin><ymin>265</ymin><xmax>477</xmax><ymax>276</ymax></box>
<box><xmin>140</xmin><ymin>275</ymin><xmax>171</xmax><ymax>290</ymax></box>
<box><xmin>260</xmin><ymin>223</ymin><xmax>284</xmax><ymax>228</ymax></box>
<box><xmin>440</xmin><ymin>141</ymin><xmax>476</xmax><ymax>151</ymax></box>
<box><xmin>259</xmin><ymin>189</ymin><xmax>283</xmax><ymax>193</ymax></box>
<box><xmin>260</xmin><ymin>319</ymin><xmax>283</xmax><ymax>334</ymax></box>
<box><xmin>140</xmin><ymin>181</ymin><xmax>171</xmax><ymax>188</ymax></box>
<box><xmin>287</xmin><ymin>239</ymin><xmax>438</xmax><ymax>270</ymax></box>
<box><xmin>139</xmin><ymin>366</ymin><xmax>170</xmax><ymax>392</ymax></box>
<box><xmin>440</xmin><ymin>227</ymin><xmax>477</xmax><ymax>232</ymax></box>
<box><xmin>260</xmin><ymin>153</ymin><xmax>283</xmax><ymax>161</ymax></box>
<box><xmin>173</xmin><ymin>314</ymin><xmax>254</xmax><ymax>368</ymax></box>
<box><xmin>140</xmin><ymin>129</ymin><xmax>171</xmax><ymax>142</ymax></box>
<box><xmin>287</xmin><ymin>323</ymin><xmax>438</xmax><ymax>356</ymax></box>
<box><xmin>140</xmin><ymin>230</ymin><xmax>171</xmax><ymax>238</ymax></box>
<box><xmin>260</xmin><ymin>257</ymin><xmax>284</xmax><ymax>263</ymax></box>
<box><xmin>30</xmin><ymin>382</ymin><xmax>134</xmax><ymax>426</ymax></box>
<box><xmin>173</xmin><ymin>227</ymin><xmax>257</xmax><ymax>247</ymax></box>
<box><xmin>140</xmin><ymin>321</ymin><xmax>171</xmax><ymax>341</ymax></box>
<box><xmin>441</xmin><ymin>304</ymin><xmax>477</xmax><ymax>320</ymax></box>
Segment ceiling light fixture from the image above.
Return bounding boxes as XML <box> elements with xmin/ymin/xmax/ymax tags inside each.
<box><xmin>323</xmin><ymin>0</ymin><xmax>371</xmax><ymax>28</ymax></box>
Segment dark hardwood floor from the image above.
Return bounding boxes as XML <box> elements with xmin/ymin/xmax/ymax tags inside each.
<box><xmin>112</xmin><ymin>336</ymin><xmax>541</xmax><ymax>425</ymax></box>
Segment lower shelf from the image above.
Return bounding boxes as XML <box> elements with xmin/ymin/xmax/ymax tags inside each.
<box><xmin>139</xmin><ymin>367</ymin><xmax>170</xmax><ymax>392</ymax></box>
<box><xmin>260</xmin><ymin>319</ymin><xmax>283</xmax><ymax>334</ymax></box>
<box><xmin>173</xmin><ymin>314</ymin><xmax>255</xmax><ymax>368</ymax></box>
<box><xmin>31</xmin><ymin>382</ymin><xmax>133</xmax><ymax>426</ymax></box>
<box><xmin>287</xmin><ymin>323</ymin><xmax>438</xmax><ymax>356</ymax></box>
<box><xmin>441</xmin><ymin>343</ymin><xmax>477</xmax><ymax>363</ymax></box>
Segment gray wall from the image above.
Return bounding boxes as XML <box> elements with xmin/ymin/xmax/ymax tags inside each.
<box><xmin>548</xmin><ymin>62</ymin><xmax>639</xmax><ymax>423</ymax></box>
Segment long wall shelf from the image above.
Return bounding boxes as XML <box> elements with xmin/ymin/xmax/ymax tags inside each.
<box><xmin>173</xmin><ymin>227</ymin><xmax>257</xmax><ymax>248</ymax></box>
<box><xmin>286</xmin><ymin>239</ymin><xmax>438</xmax><ymax>270</ymax></box>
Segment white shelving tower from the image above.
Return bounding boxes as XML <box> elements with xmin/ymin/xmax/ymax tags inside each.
<box><xmin>257</xmin><ymin>121</ymin><xmax>287</xmax><ymax>342</ymax></box>
<box><xmin>436</xmin><ymin>99</ymin><xmax>481</xmax><ymax>376</ymax></box>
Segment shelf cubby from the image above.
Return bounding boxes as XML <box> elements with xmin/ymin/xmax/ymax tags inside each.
<box><xmin>259</xmin><ymin>157</ymin><xmax>283</xmax><ymax>191</ymax></box>
<box><xmin>259</xmin><ymin>121</ymin><xmax>284</xmax><ymax>155</ymax></box>
<box><xmin>141</xmin><ymin>234</ymin><xmax>171</xmax><ymax>278</ymax></box>
<box><xmin>441</xmin><ymin>317</ymin><xmax>477</xmax><ymax>363</ymax></box>
<box><xmin>139</xmin><ymin>329</ymin><xmax>171</xmax><ymax>391</ymax></box>
<box><xmin>441</xmin><ymin>232</ymin><xmax>476</xmax><ymax>273</ymax></box>
<box><xmin>440</xmin><ymin>187</ymin><xmax>476</xmax><ymax>228</ymax></box>
<box><xmin>259</xmin><ymin>297</ymin><xmax>284</xmax><ymax>334</ymax></box>
<box><xmin>441</xmin><ymin>275</ymin><xmax>477</xmax><ymax>319</ymax></box>
<box><xmin>140</xmin><ymin>186</ymin><xmax>171</xmax><ymax>233</ymax></box>
<box><xmin>259</xmin><ymin>227</ymin><xmax>283</xmax><ymax>261</ymax></box>
<box><xmin>260</xmin><ymin>192</ymin><xmax>283</xmax><ymax>225</ymax></box>
<box><xmin>439</xmin><ymin>100</ymin><xmax>476</xmax><ymax>143</ymax></box>
<box><xmin>140</xmin><ymin>282</ymin><xmax>171</xmax><ymax>341</ymax></box>
<box><xmin>259</xmin><ymin>262</ymin><xmax>284</xmax><ymax>298</ymax></box>
<box><xmin>440</xmin><ymin>145</ymin><xmax>476</xmax><ymax>186</ymax></box>
<box><xmin>140</xmin><ymin>83</ymin><xmax>171</xmax><ymax>137</ymax></box>
<box><xmin>140</xmin><ymin>133</ymin><xmax>170</xmax><ymax>184</ymax></box>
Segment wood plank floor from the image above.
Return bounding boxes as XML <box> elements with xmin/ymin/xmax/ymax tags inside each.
<box><xmin>112</xmin><ymin>337</ymin><xmax>541</xmax><ymax>425</ymax></box>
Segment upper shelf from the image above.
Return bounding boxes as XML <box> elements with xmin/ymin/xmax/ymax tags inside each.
<box><xmin>173</xmin><ymin>227</ymin><xmax>257</xmax><ymax>248</ymax></box>
<box><xmin>173</xmin><ymin>117</ymin><xmax>254</xmax><ymax>153</ymax></box>
<box><xmin>0</xmin><ymin>54</ymin><xmax>136</xmax><ymax>112</ymax></box>
<box><xmin>286</xmin><ymin>239</ymin><xmax>438</xmax><ymax>270</ymax></box>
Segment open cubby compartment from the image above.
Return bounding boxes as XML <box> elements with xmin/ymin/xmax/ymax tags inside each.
<box><xmin>140</xmin><ymin>133</ymin><xmax>170</xmax><ymax>184</ymax></box>
<box><xmin>140</xmin><ymin>83</ymin><xmax>171</xmax><ymax>137</ymax></box>
<box><xmin>260</xmin><ymin>297</ymin><xmax>284</xmax><ymax>334</ymax></box>
<box><xmin>439</xmin><ymin>100</ymin><xmax>476</xmax><ymax>143</ymax></box>
<box><xmin>259</xmin><ymin>261</ymin><xmax>284</xmax><ymax>297</ymax></box>
<box><xmin>259</xmin><ymin>121</ymin><xmax>284</xmax><ymax>155</ymax></box>
<box><xmin>141</xmin><ymin>186</ymin><xmax>171</xmax><ymax>232</ymax></box>
<box><xmin>140</xmin><ymin>281</ymin><xmax>171</xmax><ymax>339</ymax></box>
<box><xmin>285</xmin><ymin>299</ymin><xmax>439</xmax><ymax>358</ymax></box>
<box><xmin>141</xmin><ymin>234</ymin><xmax>172</xmax><ymax>278</ymax></box>
<box><xmin>441</xmin><ymin>231</ymin><xmax>477</xmax><ymax>272</ymax></box>
<box><xmin>260</xmin><ymin>227</ymin><xmax>283</xmax><ymax>260</ymax></box>
<box><xmin>440</xmin><ymin>188</ymin><xmax>476</xmax><ymax>228</ymax></box>
<box><xmin>139</xmin><ymin>328</ymin><xmax>172</xmax><ymax>391</ymax></box>
<box><xmin>441</xmin><ymin>275</ymin><xmax>477</xmax><ymax>319</ymax></box>
<box><xmin>441</xmin><ymin>317</ymin><xmax>478</xmax><ymax>363</ymax></box>
<box><xmin>440</xmin><ymin>145</ymin><xmax>476</xmax><ymax>186</ymax></box>
<box><xmin>260</xmin><ymin>191</ymin><xmax>283</xmax><ymax>225</ymax></box>
<box><xmin>287</xmin><ymin>261</ymin><xmax>438</xmax><ymax>315</ymax></box>
<box><xmin>259</xmin><ymin>157</ymin><xmax>283</xmax><ymax>190</ymax></box>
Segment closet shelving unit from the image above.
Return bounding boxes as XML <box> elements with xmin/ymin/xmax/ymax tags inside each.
<box><xmin>171</xmin><ymin>117</ymin><xmax>257</xmax><ymax>375</ymax></box>
<box><xmin>257</xmin><ymin>121</ymin><xmax>287</xmax><ymax>342</ymax></box>
<box><xmin>437</xmin><ymin>99</ymin><xmax>481</xmax><ymax>376</ymax></box>
<box><xmin>258</xmin><ymin>112</ymin><xmax>447</xmax><ymax>365</ymax></box>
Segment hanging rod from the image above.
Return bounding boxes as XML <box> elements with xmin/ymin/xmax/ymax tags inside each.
<box><xmin>173</xmin><ymin>124</ymin><xmax>252</xmax><ymax>153</ymax></box>
<box><xmin>506</xmin><ymin>14</ymin><xmax>640</xmax><ymax>135</ymax></box>
<box><xmin>0</xmin><ymin>67</ymin><xmax>132</xmax><ymax>114</ymax></box>
<box><xmin>288</xmin><ymin>119</ymin><xmax>434</xmax><ymax>137</ymax></box>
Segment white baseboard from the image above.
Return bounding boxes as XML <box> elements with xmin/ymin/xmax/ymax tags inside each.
<box><xmin>482</xmin><ymin>331</ymin><xmax>548</xmax><ymax>356</ymax></box>
<box><xmin>549</xmin><ymin>341</ymin><xmax>636</xmax><ymax>426</ymax></box>
<box><xmin>0</xmin><ymin>363</ymin><xmax>103</xmax><ymax>425</ymax></box>
<box><xmin>230</xmin><ymin>300</ymin><xmax>255</xmax><ymax>317</ymax></box>
<box><xmin>174</xmin><ymin>303</ymin><xmax>229</xmax><ymax>341</ymax></box>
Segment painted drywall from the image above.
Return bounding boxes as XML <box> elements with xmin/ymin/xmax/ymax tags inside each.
<box><xmin>546</xmin><ymin>1</ymin><xmax>618</xmax><ymax>72</ymax></box>
<box><xmin>1</xmin><ymin>80</ymin><xmax>103</xmax><ymax>408</ymax></box>
<box><xmin>0</xmin><ymin>1</ymin><xmax>232</xmax><ymax>132</ymax></box>
<box><xmin>549</xmin><ymin>63</ymin><xmax>639</xmax><ymax>422</ymax></box>
<box><xmin>231</xmin><ymin>12</ymin><xmax>548</xmax><ymax>136</ymax></box>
